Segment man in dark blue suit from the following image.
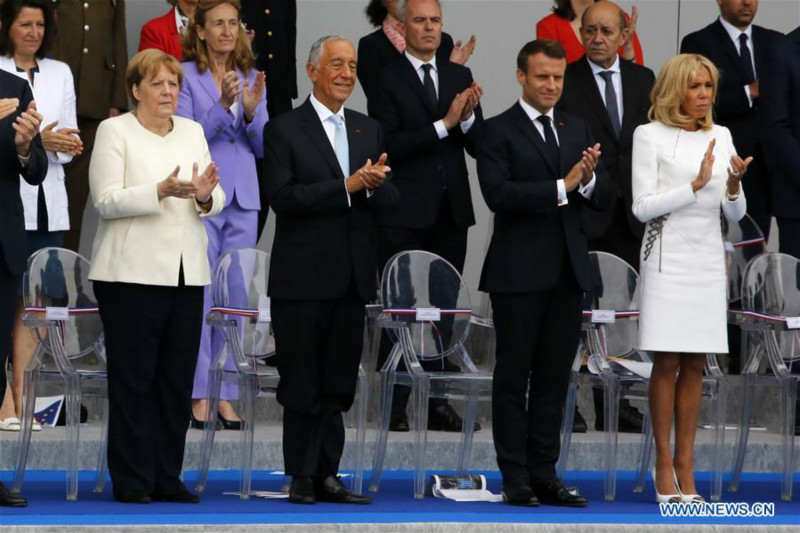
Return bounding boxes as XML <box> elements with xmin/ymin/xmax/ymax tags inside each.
<box><xmin>760</xmin><ymin>25</ymin><xmax>800</xmax><ymax>435</ymax></box>
<box><xmin>680</xmin><ymin>0</ymin><xmax>782</xmax><ymax>239</ymax></box>
<box><xmin>0</xmin><ymin>69</ymin><xmax>47</xmax><ymax>507</ymax></box>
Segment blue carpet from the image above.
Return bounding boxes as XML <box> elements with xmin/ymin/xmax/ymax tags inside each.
<box><xmin>0</xmin><ymin>470</ymin><xmax>798</xmax><ymax>526</ymax></box>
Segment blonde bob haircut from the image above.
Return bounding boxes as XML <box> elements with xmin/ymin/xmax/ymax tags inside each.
<box><xmin>126</xmin><ymin>49</ymin><xmax>184</xmax><ymax>107</ymax></box>
<box><xmin>182</xmin><ymin>0</ymin><xmax>254</xmax><ymax>75</ymax></box>
<box><xmin>648</xmin><ymin>53</ymin><xmax>719</xmax><ymax>131</ymax></box>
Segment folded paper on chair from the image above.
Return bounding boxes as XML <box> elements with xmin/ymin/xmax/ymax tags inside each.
<box><xmin>430</xmin><ymin>475</ymin><xmax>502</xmax><ymax>502</ymax></box>
<box><xmin>587</xmin><ymin>357</ymin><xmax>652</xmax><ymax>379</ymax></box>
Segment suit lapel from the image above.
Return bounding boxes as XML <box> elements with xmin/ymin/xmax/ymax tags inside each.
<box><xmin>554</xmin><ymin>111</ymin><xmax>574</xmax><ymax>179</ymax></box>
<box><xmin>576</xmin><ymin>58</ymin><xmax>617</xmax><ymax>142</ymax></box>
<box><xmin>399</xmin><ymin>56</ymin><xmax>437</xmax><ymax>117</ymax></box>
<box><xmin>345</xmin><ymin>109</ymin><xmax>363</xmax><ymax>180</ymax></box>
<box><xmin>711</xmin><ymin>20</ymin><xmax>746</xmax><ymax>78</ymax></box>
<box><xmin>436</xmin><ymin>60</ymin><xmax>455</xmax><ymax>117</ymax></box>
<box><xmin>198</xmin><ymin>68</ymin><xmax>222</xmax><ymax>106</ymax></box>
<box><xmin>513</xmin><ymin>103</ymin><xmax>557</xmax><ymax>176</ymax></box>
<box><xmin>299</xmin><ymin>99</ymin><xmax>345</xmax><ymax>181</ymax></box>
<box><xmin>619</xmin><ymin>60</ymin><xmax>637</xmax><ymax>141</ymax></box>
<box><xmin>751</xmin><ymin>26</ymin><xmax>768</xmax><ymax>78</ymax></box>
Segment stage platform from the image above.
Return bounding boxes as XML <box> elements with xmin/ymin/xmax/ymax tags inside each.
<box><xmin>1</xmin><ymin>470</ymin><xmax>797</xmax><ymax>533</ymax></box>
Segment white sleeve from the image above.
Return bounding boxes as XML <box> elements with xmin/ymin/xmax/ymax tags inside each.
<box><xmin>631</xmin><ymin>125</ymin><xmax>697</xmax><ymax>223</ymax></box>
<box><xmin>721</xmin><ymin>127</ymin><xmax>747</xmax><ymax>222</ymax></box>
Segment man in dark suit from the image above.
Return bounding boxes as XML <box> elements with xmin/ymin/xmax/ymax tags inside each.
<box><xmin>263</xmin><ymin>36</ymin><xmax>397</xmax><ymax>504</ymax></box>
<box><xmin>241</xmin><ymin>0</ymin><xmax>298</xmax><ymax>239</ymax></box>
<box><xmin>478</xmin><ymin>40</ymin><xmax>611</xmax><ymax>507</ymax></box>
<box><xmin>367</xmin><ymin>0</ymin><xmax>483</xmax><ymax>432</ymax></box>
<box><xmin>0</xmin><ymin>70</ymin><xmax>47</xmax><ymax>507</ymax></box>
<box><xmin>680</xmin><ymin>0</ymin><xmax>782</xmax><ymax>240</ymax></box>
<box><xmin>760</xmin><ymin>25</ymin><xmax>800</xmax><ymax>434</ymax></box>
<box><xmin>558</xmin><ymin>0</ymin><xmax>653</xmax><ymax>434</ymax></box>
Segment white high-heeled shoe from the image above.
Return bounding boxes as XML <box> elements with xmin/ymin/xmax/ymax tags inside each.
<box><xmin>674</xmin><ymin>469</ymin><xmax>705</xmax><ymax>503</ymax></box>
<box><xmin>652</xmin><ymin>468</ymin><xmax>682</xmax><ymax>504</ymax></box>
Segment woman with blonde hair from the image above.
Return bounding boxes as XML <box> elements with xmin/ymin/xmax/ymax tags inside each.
<box><xmin>177</xmin><ymin>0</ymin><xmax>267</xmax><ymax>430</ymax></box>
<box><xmin>631</xmin><ymin>53</ymin><xmax>749</xmax><ymax>503</ymax></box>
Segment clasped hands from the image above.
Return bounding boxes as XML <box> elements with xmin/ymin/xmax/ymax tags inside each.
<box><xmin>442</xmin><ymin>81</ymin><xmax>483</xmax><ymax>130</ymax></box>
<box><xmin>1</xmin><ymin>98</ymin><xmax>44</xmax><ymax>158</ymax></box>
<box><xmin>345</xmin><ymin>153</ymin><xmax>391</xmax><ymax>194</ymax></box>
<box><xmin>564</xmin><ymin>143</ymin><xmax>602</xmax><ymax>192</ymax></box>
<box><xmin>157</xmin><ymin>162</ymin><xmax>220</xmax><ymax>205</ymax></box>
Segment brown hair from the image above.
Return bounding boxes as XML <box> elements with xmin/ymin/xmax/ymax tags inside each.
<box><xmin>182</xmin><ymin>0</ymin><xmax>254</xmax><ymax>75</ymax></box>
<box><xmin>0</xmin><ymin>0</ymin><xmax>55</xmax><ymax>59</ymax></box>
<box><xmin>649</xmin><ymin>53</ymin><xmax>719</xmax><ymax>131</ymax></box>
<box><xmin>517</xmin><ymin>39</ymin><xmax>566</xmax><ymax>73</ymax></box>
<box><xmin>126</xmin><ymin>49</ymin><xmax>185</xmax><ymax>107</ymax></box>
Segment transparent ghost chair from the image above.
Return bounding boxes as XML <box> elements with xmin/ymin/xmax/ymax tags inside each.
<box><xmin>556</xmin><ymin>251</ymin><xmax>649</xmax><ymax>501</ymax></box>
<box><xmin>369</xmin><ymin>250</ymin><xmax>494</xmax><ymax>499</ymax></box>
<box><xmin>11</xmin><ymin>247</ymin><xmax>107</xmax><ymax>501</ymax></box>
<box><xmin>194</xmin><ymin>248</ymin><xmax>369</xmax><ymax>498</ymax></box>
<box><xmin>728</xmin><ymin>253</ymin><xmax>800</xmax><ymax>501</ymax></box>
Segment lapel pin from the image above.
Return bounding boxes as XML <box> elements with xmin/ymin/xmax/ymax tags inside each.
<box><xmin>558</xmin><ymin>122</ymin><xmax>565</xmax><ymax>127</ymax></box>
<box><xmin>355</xmin><ymin>128</ymin><xmax>361</xmax><ymax>134</ymax></box>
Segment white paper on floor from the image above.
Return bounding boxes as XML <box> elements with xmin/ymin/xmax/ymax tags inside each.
<box><xmin>268</xmin><ymin>471</ymin><xmax>351</xmax><ymax>478</ymax></box>
<box><xmin>430</xmin><ymin>475</ymin><xmax>503</xmax><ymax>502</ymax></box>
<box><xmin>223</xmin><ymin>491</ymin><xmax>289</xmax><ymax>499</ymax></box>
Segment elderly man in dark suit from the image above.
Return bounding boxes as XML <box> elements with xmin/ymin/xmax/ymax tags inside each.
<box><xmin>680</xmin><ymin>0</ymin><xmax>782</xmax><ymax>240</ymax></box>
<box><xmin>0</xmin><ymin>70</ymin><xmax>47</xmax><ymax>507</ymax></box>
<box><xmin>367</xmin><ymin>0</ymin><xmax>483</xmax><ymax>433</ymax></box>
<box><xmin>52</xmin><ymin>0</ymin><xmax>128</xmax><ymax>253</ymax></box>
<box><xmin>558</xmin><ymin>0</ymin><xmax>654</xmax><ymax>434</ymax></box>
<box><xmin>263</xmin><ymin>36</ymin><xmax>397</xmax><ymax>505</ymax></box>
<box><xmin>760</xmin><ymin>25</ymin><xmax>800</xmax><ymax>435</ymax></box>
<box><xmin>478</xmin><ymin>39</ymin><xmax>611</xmax><ymax>507</ymax></box>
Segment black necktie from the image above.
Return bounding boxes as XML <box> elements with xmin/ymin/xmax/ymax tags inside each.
<box><xmin>421</xmin><ymin>64</ymin><xmax>438</xmax><ymax>108</ymax></box>
<box><xmin>536</xmin><ymin>115</ymin><xmax>560</xmax><ymax>167</ymax></box>
<box><xmin>599</xmin><ymin>71</ymin><xmax>622</xmax><ymax>138</ymax></box>
<box><xmin>739</xmin><ymin>34</ymin><xmax>756</xmax><ymax>84</ymax></box>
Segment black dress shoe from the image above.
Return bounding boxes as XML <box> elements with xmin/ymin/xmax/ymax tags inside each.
<box><xmin>389</xmin><ymin>411</ymin><xmax>410</xmax><ymax>432</ymax></box>
<box><xmin>315</xmin><ymin>476</ymin><xmax>373</xmax><ymax>504</ymax></box>
<box><xmin>0</xmin><ymin>481</ymin><xmax>27</xmax><ymax>508</ymax></box>
<box><xmin>427</xmin><ymin>404</ymin><xmax>481</xmax><ymax>432</ymax></box>
<box><xmin>288</xmin><ymin>477</ymin><xmax>316</xmax><ymax>504</ymax></box>
<box><xmin>190</xmin><ymin>413</ymin><xmax>222</xmax><ymax>430</ymax></box>
<box><xmin>501</xmin><ymin>480</ymin><xmax>539</xmax><ymax>507</ymax></box>
<box><xmin>151</xmin><ymin>485</ymin><xmax>200</xmax><ymax>503</ymax></box>
<box><xmin>595</xmin><ymin>403</ymin><xmax>644</xmax><ymax>433</ymax></box>
<box><xmin>217</xmin><ymin>413</ymin><xmax>243</xmax><ymax>431</ymax></box>
<box><xmin>113</xmin><ymin>490</ymin><xmax>151</xmax><ymax>504</ymax></box>
<box><xmin>572</xmin><ymin>407</ymin><xmax>587</xmax><ymax>433</ymax></box>
<box><xmin>531</xmin><ymin>478</ymin><xmax>588</xmax><ymax>507</ymax></box>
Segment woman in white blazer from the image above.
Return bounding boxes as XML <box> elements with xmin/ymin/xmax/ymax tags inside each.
<box><xmin>631</xmin><ymin>54</ymin><xmax>748</xmax><ymax>505</ymax></box>
<box><xmin>0</xmin><ymin>0</ymin><xmax>82</xmax><ymax>432</ymax></box>
<box><xmin>89</xmin><ymin>49</ymin><xmax>224</xmax><ymax>504</ymax></box>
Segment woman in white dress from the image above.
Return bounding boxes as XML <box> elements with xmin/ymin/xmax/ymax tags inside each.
<box><xmin>631</xmin><ymin>54</ymin><xmax>750</xmax><ymax>503</ymax></box>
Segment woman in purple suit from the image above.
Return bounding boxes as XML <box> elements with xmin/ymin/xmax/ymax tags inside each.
<box><xmin>177</xmin><ymin>0</ymin><xmax>267</xmax><ymax>428</ymax></box>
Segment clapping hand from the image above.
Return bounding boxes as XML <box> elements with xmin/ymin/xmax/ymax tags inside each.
<box><xmin>727</xmin><ymin>155</ymin><xmax>752</xmax><ymax>183</ymax></box>
<box><xmin>219</xmin><ymin>71</ymin><xmax>243</xmax><ymax>110</ymax></box>
<box><xmin>0</xmin><ymin>98</ymin><xmax>19</xmax><ymax>120</ymax></box>
<box><xmin>460</xmin><ymin>81</ymin><xmax>483</xmax><ymax>122</ymax></box>
<box><xmin>13</xmin><ymin>100</ymin><xmax>43</xmax><ymax>157</ymax></box>
<box><xmin>692</xmin><ymin>139</ymin><xmax>716</xmax><ymax>193</ymax></box>
<box><xmin>41</xmin><ymin>121</ymin><xmax>83</xmax><ymax>156</ymax></box>
<box><xmin>621</xmin><ymin>5</ymin><xmax>639</xmax><ymax>61</ymax></box>
<box><xmin>157</xmin><ymin>166</ymin><xmax>197</xmax><ymax>200</ymax></box>
<box><xmin>242</xmin><ymin>71</ymin><xmax>266</xmax><ymax>123</ymax></box>
<box><xmin>345</xmin><ymin>153</ymin><xmax>391</xmax><ymax>193</ymax></box>
<box><xmin>193</xmin><ymin>162</ymin><xmax>220</xmax><ymax>204</ymax></box>
<box><xmin>564</xmin><ymin>143</ymin><xmax>602</xmax><ymax>191</ymax></box>
<box><xmin>449</xmin><ymin>34</ymin><xmax>477</xmax><ymax>65</ymax></box>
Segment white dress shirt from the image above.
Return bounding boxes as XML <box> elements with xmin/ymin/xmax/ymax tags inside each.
<box><xmin>309</xmin><ymin>93</ymin><xmax>356</xmax><ymax>206</ymax></box>
<box><xmin>587</xmin><ymin>55</ymin><xmax>623</xmax><ymax>124</ymax></box>
<box><xmin>404</xmin><ymin>52</ymin><xmax>476</xmax><ymax>139</ymax></box>
<box><xmin>719</xmin><ymin>16</ymin><xmax>756</xmax><ymax>106</ymax></box>
<box><xmin>518</xmin><ymin>98</ymin><xmax>596</xmax><ymax>207</ymax></box>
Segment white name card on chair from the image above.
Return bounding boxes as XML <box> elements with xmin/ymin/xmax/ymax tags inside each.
<box><xmin>591</xmin><ymin>310</ymin><xmax>616</xmax><ymax>324</ymax></box>
<box><xmin>45</xmin><ymin>307</ymin><xmax>69</xmax><ymax>321</ymax></box>
<box><xmin>257</xmin><ymin>307</ymin><xmax>271</xmax><ymax>322</ymax></box>
<box><xmin>724</xmin><ymin>241</ymin><xmax>735</xmax><ymax>253</ymax></box>
<box><xmin>416</xmin><ymin>308</ymin><xmax>441</xmax><ymax>321</ymax></box>
<box><xmin>786</xmin><ymin>317</ymin><xmax>800</xmax><ymax>329</ymax></box>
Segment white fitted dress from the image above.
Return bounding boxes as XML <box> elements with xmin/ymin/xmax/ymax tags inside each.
<box><xmin>631</xmin><ymin>122</ymin><xmax>746</xmax><ymax>354</ymax></box>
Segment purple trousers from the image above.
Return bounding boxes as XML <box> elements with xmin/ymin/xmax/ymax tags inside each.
<box><xmin>192</xmin><ymin>197</ymin><xmax>258</xmax><ymax>400</ymax></box>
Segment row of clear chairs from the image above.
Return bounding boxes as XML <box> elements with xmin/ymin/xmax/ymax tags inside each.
<box><xmin>9</xmin><ymin>217</ymin><xmax>799</xmax><ymax>501</ymax></box>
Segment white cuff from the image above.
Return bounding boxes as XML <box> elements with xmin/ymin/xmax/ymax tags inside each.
<box><xmin>344</xmin><ymin>180</ymin><xmax>351</xmax><ymax>207</ymax></box>
<box><xmin>578</xmin><ymin>174</ymin><xmax>596</xmax><ymax>199</ymax></box>
<box><xmin>18</xmin><ymin>153</ymin><xmax>30</xmax><ymax>167</ymax></box>
<box><xmin>460</xmin><ymin>113</ymin><xmax>476</xmax><ymax>134</ymax></box>
<box><xmin>434</xmin><ymin>120</ymin><xmax>448</xmax><ymax>139</ymax></box>
<box><xmin>557</xmin><ymin>179</ymin><xmax>568</xmax><ymax>207</ymax></box>
<box><xmin>744</xmin><ymin>84</ymin><xmax>753</xmax><ymax>107</ymax></box>
<box><xmin>366</xmin><ymin>189</ymin><xmax>375</xmax><ymax>198</ymax></box>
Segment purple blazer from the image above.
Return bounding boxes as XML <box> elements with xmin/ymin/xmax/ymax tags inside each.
<box><xmin>177</xmin><ymin>61</ymin><xmax>268</xmax><ymax>210</ymax></box>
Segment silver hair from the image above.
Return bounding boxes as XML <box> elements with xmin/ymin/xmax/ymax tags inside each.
<box><xmin>307</xmin><ymin>35</ymin><xmax>348</xmax><ymax>68</ymax></box>
<box><xmin>397</xmin><ymin>0</ymin><xmax>442</xmax><ymax>23</ymax></box>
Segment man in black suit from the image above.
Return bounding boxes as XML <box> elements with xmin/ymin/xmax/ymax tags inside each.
<box><xmin>760</xmin><ymin>25</ymin><xmax>800</xmax><ymax>434</ymax></box>
<box><xmin>680</xmin><ymin>0</ymin><xmax>782</xmax><ymax>240</ymax></box>
<box><xmin>0</xmin><ymin>70</ymin><xmax>47</xmax><ymax>507</ymax></box>
<box><xmin>478</xmin><ymin>40</ymin><xmax>611</xmax><ymax>507</ymax></box>
<box><xmin>367</xmin><ymin>0</ymin><xmax>483</xmax><ymax>432</ymax></box>
<box><xmin>558</xmin><ymin>0</ymin><xmax>653</xmax><ymax>434</ymax></box>
<box><xmin>241</xmin><ymin>0</ymin><xmax>298</xmax><ymax>239</ymax></box>
<box><xmin>263</xmin><ymin>36</ymin><xmax>397</xmax><ymax>504</ymax></box>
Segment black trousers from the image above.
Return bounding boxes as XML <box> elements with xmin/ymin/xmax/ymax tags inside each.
<box><xmin>778</xmin><ymin>218</ymin><xmax>800</xmax><ymax>260</ymax></box>
<box><xmin>271</xmin><ymin>280</ymin><xmax>366</xmax><ymax>478</ymax></box>
<box><xmin>94</xmin><ymin>275</ymin><xmax>203</xmax><ymax>496</ymax></box>
<box><xmin>0</xmin><ymin>256</ymin><xmax>19</xmax><ymax>401</ymax></box>
<box><xmin>490</xmin><ymin>262</ymin><xmax>583</xmax><ymax>484</ymax></box>
<box><xmin>376</xmin><ymin>194</ymin><xmax>468</xmax><ymax>413</ymax></box>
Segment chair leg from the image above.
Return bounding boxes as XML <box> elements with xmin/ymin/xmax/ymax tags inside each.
<box><xmin>707</xmin><ymin>377</ymin><xmax>726</xmax><ymax>502</ymax></box>
<box><xmin>196</xmin><ymin>368</ymin><xmax>224</xmax><ymax>493</ymax></box>
<box><xmin>633</xmin><ymin>408</ymin><xmax>653</xmax><ymax>493</ymax></box>
<box><xmin>93</xmin><ymin>398</ymin><xmax>109</xmax><ymax>493</ymax></box>
<box><xmin>352</xmin><ymin>367</ymin><xmax>368</xmax><ymax>495</ymax></box>
<box><xmin>456</xmin><ymin>392</ymin><xmax>478</xmax><ymax>476</ymax></box>
<box><xmin>602</xmin><ymin>378</ymin><xmax>621</xmax><ymax>502</ymax></box>
<box><xmin>555</xmin><ymin>379</ymin><xmax>579</xmax><ymax>479</ymax></box>
<box><xmin>64</xmin><ymin>376</ymin><xmax>82</xmax><ymax>502</ymax></box>
<box><xmin>238</xmin><ymin>373</ymin><xmax>258</xmax><ymax>500</ymax></box>
<box><xmin>12</xmin><ymin>366</ymin><xmax>39</xmax><ymax>493</ymax></box>
<box><xmin>779</xmin><ymin>379</ymin><xmax>797</xmax><ymax>502</ymax></box>
<box><xmin>729</xmin><ymin>372</ymin><xmax>756</xmax><ymax>492</ymax></box>
<box><xmin>411</xmin><ymin>376</ymin><xmax>430</xmax><ymax>499</ymax></box>
<box><xmin>369</xmin><ymin>369</ymin><xmax>395</xmax><ymax>493</ymax></box>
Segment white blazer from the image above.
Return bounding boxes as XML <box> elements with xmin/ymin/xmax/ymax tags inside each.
<box><xmin>88</xmin><ymin>114</ymin><xmax>226</xmax><ymax>287</ymax></box>
<box><xmin>0</xmin><ymin>56</ymin><xmax>76</xmax><ymax>231</ymax></box>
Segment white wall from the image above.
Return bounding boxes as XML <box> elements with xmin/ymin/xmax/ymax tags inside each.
<box><xmin>80</xmin><ymin>0</ymin><xmax>799</xmax><ymax>308</ymax></box>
